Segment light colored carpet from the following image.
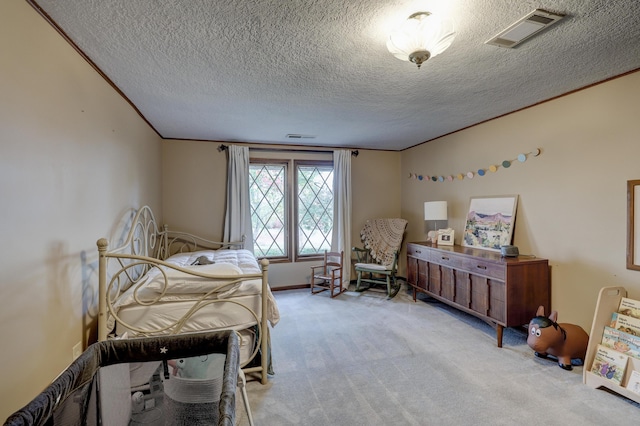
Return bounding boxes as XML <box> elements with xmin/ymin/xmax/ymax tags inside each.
<box><xmin>236</xmin><ymin>285</ymin><xmax>640</xmax><ymax>425</ymax></box>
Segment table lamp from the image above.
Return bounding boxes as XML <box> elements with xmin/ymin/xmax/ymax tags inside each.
<box><xmin>424</xmin><ymin>201</ymin><xmax>448</xmax><ymax>243</ymax></box>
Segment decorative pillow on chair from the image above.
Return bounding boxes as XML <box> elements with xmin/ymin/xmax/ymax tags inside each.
<box><xmin>355</xmin><ymin>263</ymin><xmax>388</xmax><ymax>270</ymax></box>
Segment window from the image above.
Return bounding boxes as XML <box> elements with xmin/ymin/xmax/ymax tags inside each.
<box><xmin>249</xmin><ymin>159</ymin><xmax>333</xmax><ymax>260</ymax></box>
<box><xmin>296</xmin><ymin>161</ymin><xmax>333</xmax><ymax>256</ymax></box>
<box><xmin>249</xmin><ymin>161</ymin><xmax>287</xmax><ymax>258</ymax></box>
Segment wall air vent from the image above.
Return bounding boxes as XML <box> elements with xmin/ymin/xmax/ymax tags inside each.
<box><xmin>485</xmin><ymin>9</ymin><xmax>565</xmax><ymax>48</ymax></box>
<box><xmin>286</xmin><ymin>134</ymin><xmax>316</xmax><ymax>139</ymax></box>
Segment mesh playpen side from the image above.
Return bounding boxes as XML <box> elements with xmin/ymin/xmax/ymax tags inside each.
<box><xmin>4</xmin><ymin>330</ymin><xmax>239</xmax><ymax>426</ymax></box>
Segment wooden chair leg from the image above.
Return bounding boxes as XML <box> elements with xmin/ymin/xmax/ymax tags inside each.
<box><xmin>336</xmin><ymin>277</ymin><xmax>346</xmax><ymax>297</ymax></box>
<box><xmin>311</xmin><ymin>274</ymin><xmax>323</xmax><ymax>294</ymax></box>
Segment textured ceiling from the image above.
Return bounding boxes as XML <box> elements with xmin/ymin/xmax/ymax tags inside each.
<box><xmin>31</xmin><ymin>0</ymin><xmax>640</xmax><ymax>151</ymax></box>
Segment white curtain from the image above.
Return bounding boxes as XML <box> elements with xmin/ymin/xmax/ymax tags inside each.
<box><xmin>223</xmin><ymin>145</ymin><xmax>254</xmax><ymax>252</ymax></box>
<box><xmin>331</xmin><ymin>150</ymin><xmax>352</xmax><ymax>286</ymax></box>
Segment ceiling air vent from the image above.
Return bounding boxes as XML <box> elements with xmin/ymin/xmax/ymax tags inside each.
<box><xmin>286</xmin><ymin>134</ymin><xmax>316</xmax><ymax>139</ymax></box>
<box><xmin>485</xmin><ymin>9</ymin><xmax>565</xmax><ymax>48</ymax></box>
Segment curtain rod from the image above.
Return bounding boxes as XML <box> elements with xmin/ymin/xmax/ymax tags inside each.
<box><xmin>217</xmin><ymin>144</ymin><xmax>358</xmax><ymax>157</ymax></box>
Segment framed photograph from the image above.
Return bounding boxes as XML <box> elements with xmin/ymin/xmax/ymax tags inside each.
<box><xmin>627</xmin><ymin>180</ymin><xmax>640</xmax><ymax>271</ymax></box>
<box><xmin>437</xmin><ymin>228</ymin><xmax>454</xmax><ymax>246</ymax></box>
<box><xmin>463</xmin><ymin>195</ymin><xmax>518</xmax><ymax>251</ymax></box>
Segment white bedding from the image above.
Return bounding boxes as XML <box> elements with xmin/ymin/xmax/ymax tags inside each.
<box><xmin>144</xmin><ymin>262</ymin><xmax>245</xmax><ymax>294</ymax></box>
<box><xmin>111</xmin><ymin>249</ymin><xmax>280</xmax><ymax>337</ymax></box>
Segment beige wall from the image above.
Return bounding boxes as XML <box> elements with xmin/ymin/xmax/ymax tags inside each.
<box><xmin>162</xmin><ymin>141</ymin><xmax>402</xmax><ymax>286</ymax></box>
<box><xmin>1</xmin><ymin>1</ymin><xmax>162</xmax><ymax>419</ymax></box>
<box><xmin>401</xmin><ymin>70</ymin><xmax>640</xmax><ymax>331</ymax></box>
<box><xmin>162</xmin><ymin>140</ymin><xmax>228</xmax><ymax>237</ymax></box>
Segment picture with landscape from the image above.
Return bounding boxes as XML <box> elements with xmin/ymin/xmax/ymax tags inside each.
<box><xmin>463</xmin><ymin>195</ymin><xmax>518</xmax><ymax>251</ymax></box>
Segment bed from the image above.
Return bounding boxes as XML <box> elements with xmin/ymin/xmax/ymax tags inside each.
<box><xmin>97</xmin><ymin>206</ymin><xmax>279</xmax><ymax>384</ymax></box>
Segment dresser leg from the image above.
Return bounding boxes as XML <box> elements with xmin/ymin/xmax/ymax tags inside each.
<box><xmin>496</xmin><ymin>324</ymin><xmax>504</xmax><ymax>348</ymax></box>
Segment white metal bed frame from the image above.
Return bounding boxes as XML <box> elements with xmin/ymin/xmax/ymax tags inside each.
<box><xmin>97</xmin><ymin>205</ymin><xmax>271</xmax><ymax>384</ymax></box>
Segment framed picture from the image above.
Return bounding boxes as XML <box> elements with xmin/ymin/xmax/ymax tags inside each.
<box><xmin>627</xmin><ymin>180</ymin><xmax>640</xmax><ymax>271</ymax></box>
<box><xmin>437</xmin><ymin>228</ymin><xmax>455</xmax><ymax>246</ymax></box>
<box><xmin>463</xmin><ymin>195</ymin><xmax>518</xmax><ymax>251</ymax></box>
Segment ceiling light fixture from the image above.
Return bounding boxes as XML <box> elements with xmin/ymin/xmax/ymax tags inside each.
<box><xmin>387</xmin><ymin>12</ymin><xmax>456</xmax><ymax>69</ymax></box>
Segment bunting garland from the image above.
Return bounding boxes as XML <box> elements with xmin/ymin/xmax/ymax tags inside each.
<box><xmin>408</xmin><ymin>148</ymin><xmax>541</xmax><ymax>182</ymax></box>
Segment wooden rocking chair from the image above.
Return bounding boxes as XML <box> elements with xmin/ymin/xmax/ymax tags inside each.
<box><xmin>352</xmin><ymin>218</ymin><xmax>408</xmax><ymax>298</ymax></box>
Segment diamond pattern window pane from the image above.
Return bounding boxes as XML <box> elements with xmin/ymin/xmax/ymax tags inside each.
<box><xmin>297</xmin><ymin>164</ymin><xmax>333</xmax><ymax>256</ymax></box>
<box><xmin>249</xmin><ymin>164</ymin><xmax>287</xmax><ymax>258</ymax></box>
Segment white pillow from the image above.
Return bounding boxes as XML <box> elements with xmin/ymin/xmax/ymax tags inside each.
<box><xmin>145</xmin><ymin>262</ymin><xmax>244</xmax><ymax>294</ymax></box>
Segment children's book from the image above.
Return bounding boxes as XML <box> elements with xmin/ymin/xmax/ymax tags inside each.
<box><xmin>601</xmin><ymin>326</ymin><xmax>640</xmax><ymax>359</ymax></box>
<box><xmin>610</xmin><ymin>312</ymin><xmax>640</xmax><ymax>337</ymax></box>
<box><xmin>618</xmin><ymin>297</ymin><xmax>640</xmax><ymax>320</ymax></box>
<box><xmin>590</xmin><ymin>344</ymin><xmax>628</xmax><ymax>385</ymax></box>
<box><xmin>626</xmin><ymin>370</ymin><xmax>640</xmax><ymax>394</ymax></box>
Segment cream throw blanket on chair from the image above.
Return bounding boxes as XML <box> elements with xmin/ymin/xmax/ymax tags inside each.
<box><xmin>360</xmin><ymin>218</ymin><xmax>408</xmax><ymax>268</ymax></box>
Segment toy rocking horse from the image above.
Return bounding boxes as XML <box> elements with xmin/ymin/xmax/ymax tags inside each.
<box><xmin>527</xmin><ymin>306</ymin><xmax>589</xmax><ymax>370</ymax></box>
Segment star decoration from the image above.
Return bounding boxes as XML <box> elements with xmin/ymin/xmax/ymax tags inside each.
<box><xmin>160</xmin><ymin>346</ymin><xmax>168</xmax><ymax>354</ymax></box>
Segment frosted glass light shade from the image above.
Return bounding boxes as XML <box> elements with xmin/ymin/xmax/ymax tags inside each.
<box><xmin>387</xmin><ymin>12</ymin><xmax>456</xmax><ymax>68</ymax></box>
<box><xmin>424</xmin><ymin>201</ymin><xmax>448</xmax><ymax>221</ymax></box>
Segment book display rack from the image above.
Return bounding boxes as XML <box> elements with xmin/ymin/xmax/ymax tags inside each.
<box><xmin>584</xmin><ymin>286</ymin><xmax>640</xmax><ymax>403</ymax></box>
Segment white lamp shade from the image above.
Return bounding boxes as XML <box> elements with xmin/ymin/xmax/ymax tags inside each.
<box><xmin>424</xmin><ymin>201</ymin><xmax>448</xmax><ymax>221</ymax></box>
<box><xmin>387</xmin><ymin>12</ymin><xmax>456</xmax><ymax>63</ymax></box>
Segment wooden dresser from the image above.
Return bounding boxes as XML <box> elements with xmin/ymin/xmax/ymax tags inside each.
<box><xmin>407</xmin><ymin>242</ymin><xmax>550</xmax><ymax>347</ymax></box>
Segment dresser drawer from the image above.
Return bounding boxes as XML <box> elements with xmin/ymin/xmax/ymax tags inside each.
<box><xmin>407</xmin><ymin>244</ymin><xmax>430</xmax><ymax>261</ymax></box>
<box><xmin>429</xmin><ymin>251</ymin><xmax>462</xmax><ymax>269</ymax></box>
<box><xmin>460</xmin><ymin>257</ymin><xmax>505</xmax><ymax>280</ymax></box>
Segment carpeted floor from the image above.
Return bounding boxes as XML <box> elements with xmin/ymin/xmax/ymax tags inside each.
<box><xmin>236</xmin><ymin>285</ymin><xmax>640</xmax><ymax>425</ymax></box>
